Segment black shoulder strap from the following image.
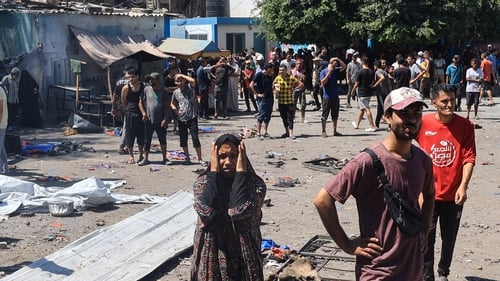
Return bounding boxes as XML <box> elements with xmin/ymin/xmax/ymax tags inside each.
<box><xmin>362</xmin><ymin>148</ymin><xmax>389</xmax><ymax>185</ymax></box>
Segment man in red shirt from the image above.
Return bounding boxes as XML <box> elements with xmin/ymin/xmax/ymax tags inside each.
<box><xmin>479</xmin><ymin>52</ymin><xmax>496</xmax><ymax>105</ymax></box>
<box><xmin>416</xmin><ymin>83</ymin><xmax>477</xmax><ymax>281</ymax></box>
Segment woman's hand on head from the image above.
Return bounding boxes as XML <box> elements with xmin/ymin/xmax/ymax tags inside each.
<box><xmin>236</xmin><ymin>141</ymin><xmax>247</xmax><ymax>172</ymax></box>
<box><xmin>210</xmin><ymin>142</ymin><xmax>219</xmax><ymax>172</ymax></box>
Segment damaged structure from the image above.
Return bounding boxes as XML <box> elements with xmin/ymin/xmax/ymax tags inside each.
<box><xmin>0</xmin><ymin>0</ymin><xmax>268</xmax><ymax>127</ymax></box>
<box><xmin>0</xmin><ymin>5</ymin><xmax>174</xmax><ymax>125</ymax></box>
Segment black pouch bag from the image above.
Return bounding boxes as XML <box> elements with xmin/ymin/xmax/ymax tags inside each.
<box><xmin>363</xmin><ymin>148</ymin><xmax>423</xmax><ymax>236</ymax></box>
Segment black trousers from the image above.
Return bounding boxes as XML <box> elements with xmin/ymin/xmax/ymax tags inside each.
<box><xmin>423</xmin><ymin>201</ymin><xmax>463</xmax><ymax>280</ymax></box>
<box><xmin>278</xmin><ymin>103</ymin><xmax>295</xmax><ymax>131</ymax></box>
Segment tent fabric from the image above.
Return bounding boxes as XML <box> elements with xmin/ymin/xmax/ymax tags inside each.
<box><xmin>68</xmin><ymin>112</ymin><xmax>104</xmax><ymax>133</ymax></box>
<box><xmin>157</xmin><ymin>38</ymin><xmax>231</xmax><ymax>60</ymax></box>
<box><xmin>69</xmin><ymin>25</ymin><xmax>168</xmax><ymax>69</ymax></box>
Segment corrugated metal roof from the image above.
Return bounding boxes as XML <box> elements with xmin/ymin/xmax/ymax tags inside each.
<box><xmin>0</xmin><ymin>6</ymin><xmax>183</xmax><ymax>17</ymax></box>
<box><xmin>3</xmin><ymin>191</ymin><xmax>196</xmax><ymax>281</ymax></box>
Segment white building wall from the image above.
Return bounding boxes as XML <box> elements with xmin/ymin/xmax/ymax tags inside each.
<box><xmin>217</xmin><ymin>25</ymin><xmax>258</xmax><ymax>52</ymax></box>
<box><xmin>185</xmin><ymin>24</ymin><xmax>213</xmax><ymax>39</ymax></box>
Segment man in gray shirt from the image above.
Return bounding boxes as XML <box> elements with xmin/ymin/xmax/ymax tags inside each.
<box><xmin>138</xmin><ymin>72</ymin><xmax>172</xmax><ymax>166</ymax></box>
<box><xmin>346</xmin><ymin>52</ymin><xmax>361</xmax><ymax>108</ymax></box>
<box><xmin>0</xmin><ymin>67</ymin><xmax>21</xmax><ymax>128</ymax></box>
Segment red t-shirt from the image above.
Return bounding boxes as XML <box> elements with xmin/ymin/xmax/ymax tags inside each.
<box><xmin>243</xmin><ymin>68</ymin><xmax>254</xmax><ymax>88</ymax></box>
<box><xmin>481</xmin><ymin>59</ymin><xmax>493</xmax><ymax>81</ymax></box>
<box><xmin>416</xmin><ymin>113</ymin><xmax>476</xmax><ymax>201</ymax></box>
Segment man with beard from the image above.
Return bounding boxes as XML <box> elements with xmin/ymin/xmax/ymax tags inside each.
<box><xmin>417</xmin><ymin>84</ymin><xmax>476</xmax><ymax>281</ymax></box>
<box><xmin>314</xmin><ymin>87</ymin><xmax>435</xmax><ymax>280</ymax></box>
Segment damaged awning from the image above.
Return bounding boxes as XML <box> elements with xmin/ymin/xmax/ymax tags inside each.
<box><xmin>69</xmin><ymin>25</ymin><xmax>169</xmax><ymax>69</ymax></box>
<box><xmin>157</xmin><ymin>37</ymin><xmax>231</xmax><ymax>60</ymax></box>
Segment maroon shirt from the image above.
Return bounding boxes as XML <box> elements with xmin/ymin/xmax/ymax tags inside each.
<box><xmin>323</xmin><ymin>143</ymin><xmax>433</xmax><ymax>280</ymax></box>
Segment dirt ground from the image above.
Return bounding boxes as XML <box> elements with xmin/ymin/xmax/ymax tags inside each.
<box><xmin>0</xmin><ymin>95</ymin><xmax>499</xmax><ymax>281</ymax></box>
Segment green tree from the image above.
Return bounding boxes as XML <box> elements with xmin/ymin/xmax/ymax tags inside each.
<box><xmin>255</xmin><ymin>0</ymin><xmax>500</xmax><ymax>45</ymax></box>
<box><xmin>255</xmin><ymin>0</ymin><xmax>350</xmax><ymax>46</ymax></box>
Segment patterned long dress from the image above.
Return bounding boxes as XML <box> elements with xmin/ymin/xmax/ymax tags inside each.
<box><xmin>191</xmin><ymin>167</ymin><xmax>266</xmax><ymax>281</ymax></box>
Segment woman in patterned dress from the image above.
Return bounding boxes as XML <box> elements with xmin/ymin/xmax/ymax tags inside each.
<box><xmin>191</xmin><ymin>134</ymin><xmax>266</xmax><ymax>281</ymax></box>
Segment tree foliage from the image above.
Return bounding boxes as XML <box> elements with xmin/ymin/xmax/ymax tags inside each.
<box><xmin>255</xmin><ymin>0</ymin><xmax>500</xmax><ymax>45</ymax></box>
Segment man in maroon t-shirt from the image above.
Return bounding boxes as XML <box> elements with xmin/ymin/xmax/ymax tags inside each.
<box><xmin>314</xmin><ymin>87</ymin><xmax>435</xmax><ymax>280</ymax></box>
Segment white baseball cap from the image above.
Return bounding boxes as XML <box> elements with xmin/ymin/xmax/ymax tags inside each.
<box><xmin>384</xmin><ymin>87</ymin><xmax>428</xmax><ymax>112</ymax></box>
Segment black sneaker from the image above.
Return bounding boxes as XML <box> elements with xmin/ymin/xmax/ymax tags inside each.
<box><xmin>137</xmin><ymin>159</ymin><xmax>150</xmax><ymax>166</ymax></box>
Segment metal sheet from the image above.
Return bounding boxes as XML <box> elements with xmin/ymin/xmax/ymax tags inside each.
<box><xmin>4</xmin><ymin>191</ymin><xmax>196</xmax><ymax>281</ymax></box>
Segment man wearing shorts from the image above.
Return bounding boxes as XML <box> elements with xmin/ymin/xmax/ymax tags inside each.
<box><xmin>479</xmin><ymin>52</ymin><xmax>496</xmax><ymax>105</ymax></box>
<box><xmin>351</xmin><ymin>57</ymin><xmax>377</xmax><ymax>132</ymax></box>
<box><xmin>465</xmin><ymin>58</ymin><xmax>483</xmax><ymax>120</ymax></box>
<box><xmin>320</xmin><ymin>57</ymin><xmax>346</xmax><ymax>137</ymax></box>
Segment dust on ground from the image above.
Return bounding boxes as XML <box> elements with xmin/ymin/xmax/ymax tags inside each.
<box><xmin>1</xmin><ymin>96</ymin><xmax>499</xmax><ymax>280</ymax></box>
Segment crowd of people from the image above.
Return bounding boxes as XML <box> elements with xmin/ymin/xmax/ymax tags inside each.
<box><xmin>189</xmin><ymin>85</ymin><xmax>478</xmax><ymax>280</ymax></box>
<box><xmin>181</xmin><ymin>43</ymin><xmax>490</xmax><ymax>280</ymax></box>
<box><xmin>122</xmin><ymin>42</ymin><xmax>498</xmax><ymax>145</ymax></box>
<box><xmin>0</xmin><ymin>41</ymin><xmax>491</xmax><ymax>279</ymax></box>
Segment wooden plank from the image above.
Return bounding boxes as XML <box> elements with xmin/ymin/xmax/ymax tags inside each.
<box><xmin>4</xmin><ymin>191</ymin><xmax>196</xmax><ymax>281</ymax></box>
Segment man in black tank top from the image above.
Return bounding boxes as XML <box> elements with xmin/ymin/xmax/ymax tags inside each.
<box><xmin>121</xmin><ymin>67</ymin><xmax>147</xmax><ymax>164</ymax></box>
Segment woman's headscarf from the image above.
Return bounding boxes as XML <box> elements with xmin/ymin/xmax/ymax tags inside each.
<box><xmin>215</xmin><ymin>134</ymin><xmax>241</xmax><ymax>149</ymax></box>
<box><xmin>204</xmin><ymin>134</ymin><xmax>256</xmax><ymax>176</ymax></box>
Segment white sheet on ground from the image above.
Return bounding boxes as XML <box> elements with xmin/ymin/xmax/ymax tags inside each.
<box><xmin>0</xmin><ymin>175</ymin><xmax>167</xmax><ymax>216</ymax></box>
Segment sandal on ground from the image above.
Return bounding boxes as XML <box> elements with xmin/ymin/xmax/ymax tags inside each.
<box><xmin>126</xmin><ymin>158</ymin><xmax>135</xmax><ymax>164</ymax></box>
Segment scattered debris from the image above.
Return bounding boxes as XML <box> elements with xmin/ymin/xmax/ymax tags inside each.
<box><xmin>263</xmin><ymin>198</ymin><xmax>272</xmax><ymax>207</ymax></box>
<box><xmin>267</xmin><ymin>160</ymin><xmax>285</xmax><ymax>168</ymax></box>
<box><xmin>296</xmin><ymin>235</ymin><xmax>355</xmax><ymax>280</ymax></box>
<box><xmin>199</xmin><ymin>126</ymin><xmax>214</xmax><ymax>133</ymax></box>
<box><xmin>34</xmin><ymin>175</ymin><xmax>72</xmax><ymax>182</ymax></box>
<box><xmin>19</xmin><ymin>210</ymin><xmax>35</xmax><ymax>217</ymax></box>
<box><xmin>21</xmin><ymin>140</ymin><xmax>96</xmax><ymax>156</ymax></box>
<box><xmin>302</xmin><ymin>157</ymin><xmax>349</xmax><ymax>173</ymax></box>
<box><xmin>266</xmin><ymin>151</ymin><xmax>283</xmax><ymax>160</ymax></box>
<box><xmin>273</xmin><ymin>176</ymin><xmax>299</xmax><ymax>187</ymax></box>
<box><xmin>239</xmin><ymin>127</ymin><xmax>257</xmax><ymax>139</ymax></box>
<box><xmin>49</xmin><ymin>201</ymin><xmax>75</xmax><ymax>217</ymax></box>
<box><xmin>276</xmin><ymin>257</ymin><xmax>321</xmax><ymax>281</ymax></box>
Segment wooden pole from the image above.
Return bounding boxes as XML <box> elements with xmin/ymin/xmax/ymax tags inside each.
<box><xmin>107</xmin><ymin>66</ymin><xmax>113</xmax><ymax>100</ymax></box>
<box><xmin>75</xmin><ymin>72</ymin><xmax>80</xmax><ymax>112</ymax></box>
